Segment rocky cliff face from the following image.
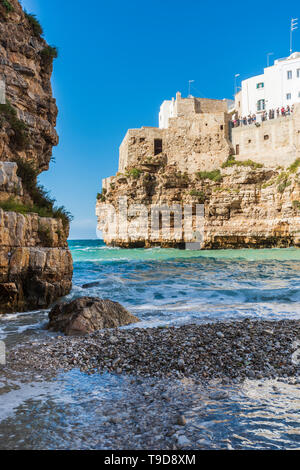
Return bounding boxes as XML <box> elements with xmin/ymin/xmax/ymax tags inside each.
<box><xmin>96</xmin><ymin>159</ymin><xmax>300</xmax><ymax>249</ymax></box>
<box><xmin>0</xmin><ymin>1</ymin><xmax>72</xmax><ymax>314</ymax></box>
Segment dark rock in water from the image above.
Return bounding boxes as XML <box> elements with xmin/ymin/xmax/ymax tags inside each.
<box><xmin>48</xmin><ymin>297</ymin><xmax>139</xmax><ymax>336</ymax></box>
<box><xmin>82</xmin><ymin>282</ymin><xmax>101</xmax><ymax>289</ymax></box>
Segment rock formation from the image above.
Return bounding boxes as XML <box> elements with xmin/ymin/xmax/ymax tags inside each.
<box><xmin>96</xmin><ymin>160</ymin><xmax>300</xmax><ymax>248</ymax></box>
<box><xmin>0</xmin><ymin>1</ymin><xmax>73</xmax><ymax>313</ymax></box>
<box><xmin>48</xmin><ymin>297</ymin><xmax>139</xmax><ymax>336</ymax></box>
<box><xmin>96</xmin><ymin>92</ymin><xmax>300</xmax><ymax>249</ymax></box>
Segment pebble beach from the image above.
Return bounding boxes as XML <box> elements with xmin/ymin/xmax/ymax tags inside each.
<box><xmin>1</xmin><ymin>242</ymin><xmax>300</xmax><ymax>450</ymax></box>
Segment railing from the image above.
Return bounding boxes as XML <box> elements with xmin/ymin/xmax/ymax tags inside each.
<box><xmin>231</xmin><ymin>110</ymin><xmax>293</xmax><ymax>128</ymax></box>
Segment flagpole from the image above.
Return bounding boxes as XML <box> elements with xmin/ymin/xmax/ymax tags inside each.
<box><xmin>188</xmin><ymin>80</ymin><xmax>195</xmax><ymax>98</ymax></box>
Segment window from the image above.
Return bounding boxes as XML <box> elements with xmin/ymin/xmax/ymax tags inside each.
<box><xmin>287</xmin><ymin>70</ymin><xmax>293</xmax><ymax>80</ymax></box>
<box><xmin>256</xmin><ymin>82</ymin><xmax>264</xmax><ymax>89</ymax></box>
<box><xmin>257</xmin><ymin>99</ymin><xmax>265</xmax><ymax>111</ymax></box>
<box><xmin>264</xmin><ymin>135</ymin><xmax>269</xmax><ymax>141</ymax></box>
<box><xmin>235</xmin><ymin>144</ymin><xmax>240</xmax><ymax>155</ymax></box>
<box><xmin>297</xmin><ymin>69</ymin><xmax>300</xmax><ymax>78</ymax></box>
<box><xmin>298</xmin><ymin>92</ymin><xmax>300</xmax><ymax>98</ymax></box>
<box><xmin>154</xmin><ymin>139</ymin><xmax>163</xmax><ymax>155</ymax></box>
<box><xmin>286</xmin><ymin>93</ymin><xmax>292</xmax><ymax>100</ymax></box>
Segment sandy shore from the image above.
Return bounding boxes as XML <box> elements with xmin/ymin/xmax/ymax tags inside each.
<box><xmin>7</xmin><ymin>319</ymin><xmax>300</xmax><ymax>381</ymax></box>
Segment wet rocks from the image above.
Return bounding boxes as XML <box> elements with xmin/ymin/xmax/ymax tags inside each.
<box><xmin>176</xmin><ymin>435</ymin><xmax>191</xmax><ymax>448</ymax></box>
<box><xmin>82</xmin><ymin>282</ymin><xmax>101</xmax><ymax>289</ymax></box>
<box><xmin>209</xmin><ymin>391</ymin><xmax>229</xmax><ymax>400</ymax></box>
<box><xmin>8</xmin><ymin>319</ymin><xmax>300</xmax><ymax>381</ymax></box>
<box><xmin>176</xmin><ymin>414</ymin><xmax>187</xmax><ymax>426</ymax></box>
<box><xmin>48</xmin><ymin>296</ymin><xmax>140</xmax><ymax>336</ymax></box>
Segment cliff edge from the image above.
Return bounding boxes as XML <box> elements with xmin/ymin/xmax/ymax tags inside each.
<box><xmin>0</xmin><ymin>1</ymin><xmax>73</xmax><ymax>313</ymax></box>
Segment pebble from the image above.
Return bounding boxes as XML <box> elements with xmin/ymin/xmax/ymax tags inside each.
<box><xmin>209</xmin><ymin>391</ymin><xmax>229</xmax><ymax>400</ymax></box>
<box><xmin>7</xmin><ymin>319</ymin><xmax>300</xmax><ymax>383</ymax></box>
<box><xmin>177</xmin><ymin>435</ymin><xmax>191</xmax><ymax>448</ymax></box>
<box><xmin>177</xmin><ymin>414</ymin><xmax>187</xmax><ymax>426</ymax></box>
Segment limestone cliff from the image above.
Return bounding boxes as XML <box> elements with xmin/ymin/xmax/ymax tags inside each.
<box><xmin>0</xmin><ymin>1</ymin><xmax>72</xmax><ymax>313</ymax></box>
<box><xmin>96</xmin><ymin>158</ymin><xmax>300</xmax><ymax>249</ymax></box>
<box><xmin>96</xmin><ymin>90</ymin><xmax>300</xmax><ymax>249</ymax></box>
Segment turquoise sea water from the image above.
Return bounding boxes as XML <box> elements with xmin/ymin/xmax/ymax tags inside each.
<box><xmin>1</xmin><ymin>240</ymin><xmax>299</xmax><ymax>345</ymax></box>
<box><xmin>0</xmin><ymin>240</ymin><xmax>300</xmax><ymax>450</ymax></box>
<box><xmin>68</xmin><ymin>240</ymin><xmax>300</xmax><ymax>327</ymax></box>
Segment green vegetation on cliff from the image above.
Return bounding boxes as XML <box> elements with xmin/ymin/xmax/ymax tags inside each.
<box><xmin>0</xmin><ymin>195</ymin><xmax>72</xmax><ymax>229</ymax></box>
<box><xmin>189</xmin><ymin>189</ymin><xmax>205</xmax><ymax>202</ymax></box>
<box><xmin>222</xmin><ymin>156</ymin><xmax>263</xmax><ymax>170</ymax></box>
<box><xmin>288</xmin><ymin>158</ymin><xmax>300</xmax><ymax>173</ymax></box>
<box><xmin>40</xmin><ymin>46</ymin><xmax>58</xmax><ymax>64</ymax></box>
<box><xmin>1</xmin><ymin>0</ymin><xmax>14</xmax><ymax>12</ymax></box>
<box><xmin>125</xmin><ymin>168</ymin><xmax>142</xmax><ymax>179</ymax></box>
<box><xmin>24</xmin><ymin>11</ymin><xmax>43</xmax><ymax>37</ymax></box>
<box><xmin>0</xmin><ymin>102</ymin><xmax>29</xmax><ymax>149</ymax></box>
<box><xmin>195</xmin><ymin>169</ymin><xmax>222</xmax><ymax>182</ymax></box>
<box><xmin>292</xmin><ymin>200</ymin><xmax>300</xmax><ymax>210</ymax></box>
<box><xmin>11</xmin><ymin>158</ymin><xmax>73</xmax><ymax>228</ymax></box>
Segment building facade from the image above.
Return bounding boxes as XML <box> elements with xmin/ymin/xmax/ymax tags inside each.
<box><xmin>232</xmin><ymin>103</ymin><xmax>300</xmax><ymax>167</ymax></box>
<box><xmin>115</xmin><ymin>92</ymin><xmax>232</xmax><ymax>177</ymax></box>
<box><xmin>239</xmin><ymin>52</ymin><xmax>300</xmax><ymax>119</ymax></box>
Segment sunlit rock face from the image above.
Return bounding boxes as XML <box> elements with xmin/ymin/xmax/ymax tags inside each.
<box><xmin>0</xmin><ymin>1</ymin><xmax>73</xmax><ymax>314</ymax></box>
<box><xmin>97</xmin><ymin>164</ymin><xmax>300</xmax><ymax>249</ymax></box>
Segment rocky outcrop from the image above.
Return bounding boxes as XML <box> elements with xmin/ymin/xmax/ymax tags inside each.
<box><xmin>96</xmin><ymin>160</ymin><xmax>300</xmax><ymax>249</ymax></box>
<box><xmin>48</xmin><ymin>297</ymin><xmax>139</xmax><ymax>336</ymax></box>
<box><xmin>0</xmin><ymin>1</ymin><xmax>72</xmax><ymax>313</ymax></box>
<box><xmin>0</xmin><ymin>1</ymin><xmax>58</xmax><ymax>171</ymax></box>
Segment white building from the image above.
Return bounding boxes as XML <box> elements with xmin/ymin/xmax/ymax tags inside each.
<box><xmin>159</xmin><ymin>97</ymin><xmax>176</xmax><ymax>129</ymax></box>
<box><xmin>238</xmin><ymin>52</ymin><xmax>300</xmax><ymax>118</ymax></box>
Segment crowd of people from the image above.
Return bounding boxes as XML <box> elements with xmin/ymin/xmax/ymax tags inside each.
<box><xmin>231</xmin><ymin>104</ymin><xmax>295</xmax><ymax>127</ymax></box>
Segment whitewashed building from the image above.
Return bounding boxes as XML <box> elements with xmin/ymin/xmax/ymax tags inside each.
<box><xmin>238</xmin><ymin>52</ymin><xmax>300</xmax><ymax>118</ymax></box>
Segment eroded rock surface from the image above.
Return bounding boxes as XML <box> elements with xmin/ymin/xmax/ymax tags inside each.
<box><xmin>0</xmin><ymin>1</ymin><xmax>73</xmax><ymax>313</ymax></box>
<box><xmin>97</xmin><ymin>163</ymin><xmax>300</xmax><ymax>249</ymax></box>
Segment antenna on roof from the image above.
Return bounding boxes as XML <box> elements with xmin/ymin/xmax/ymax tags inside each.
<box><xmin>290</xmin><ymin>18</ymin><xmax>298</xmax><ymax>54</ymax></box>
<box><xmin>234</xmin><ymin>74</ymin><xmax>240</xmax><ymax>97</ymax></box>
<box><xmin>188</xmin><ymin>80</ymin><xmax>195</xmax><ymax>98</ymax></box>
<box><xmin>267</xmin><ymin>52</ymin><xmax>274</xmax><ymax>67</ymax></box>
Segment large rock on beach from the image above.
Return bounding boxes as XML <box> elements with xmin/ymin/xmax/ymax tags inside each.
<box><xmin>48</xmin><ymin>297</ymin><xmax>139</xmax><ymax>336</ymax></box>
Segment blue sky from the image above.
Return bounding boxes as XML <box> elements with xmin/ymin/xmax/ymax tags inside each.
<box><xmin>20</xmin><ymin>0</ymin><xmax>299</xmax><ymax>239</ymax></box>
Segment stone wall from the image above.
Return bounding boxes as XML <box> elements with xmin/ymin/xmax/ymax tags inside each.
<box><xmin>231</xmin><ymin>104</ymin><xmax>300</xmax><ymax>167</ymax></box>
<box><xmin>118</xmin><ymin>107</ymin><xmax>233</xmax><ymax>174</ymax></box>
